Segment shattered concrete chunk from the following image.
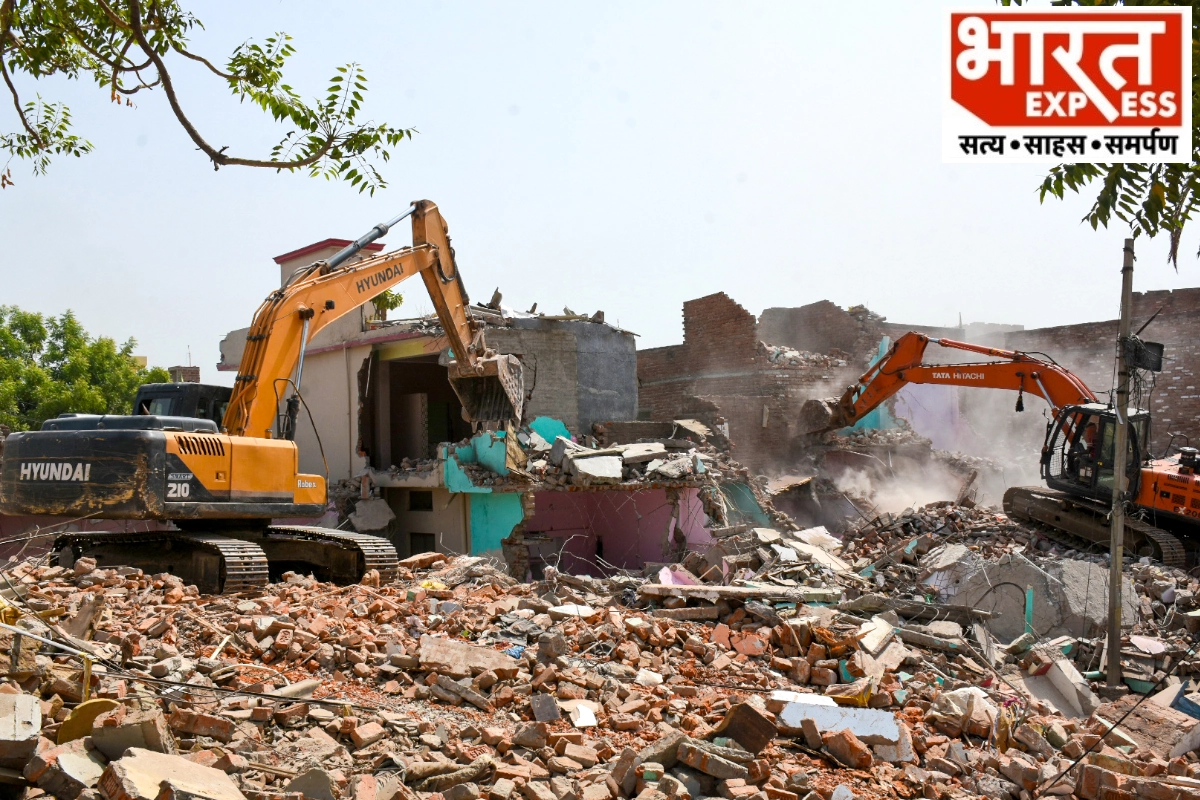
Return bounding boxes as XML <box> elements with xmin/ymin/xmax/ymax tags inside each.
<box><xmin>26</xmin><ymin>737</ymin><xmax>107</xmax><ymax>800</ymax></box>
<box><xmin>776</xmin><ymin>697</ymin><xmax>900</xmax><ymax>745</ymax></box>
<box><xmin>0</xmin><ymin>691</ymin><xmax>40</xmax><ymax>769</ymax></box>
<box><xmin>419</xmin><ymin>634</ymin><xmax>520</xmax><ymax>678</ymax></box>
<box><xmin>1095</xmin><ymin>693</ymin><xmax>1200</xmax><ymax>759</ymax></box>
<box><xmin>91</xmin><ymin>707</ymin><xmax>175</xmax><ymax>760</ymax></box>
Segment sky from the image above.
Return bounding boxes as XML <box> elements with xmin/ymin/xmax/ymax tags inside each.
<box><xmin>3</xmin><ymin>1</ymin><xmax>1197</xmax><ymax>388</ymax></box>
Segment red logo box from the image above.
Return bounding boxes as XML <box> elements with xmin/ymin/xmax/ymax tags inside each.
<box><xmin>944</xmin><ymin>7</ymin><xmax>1191</xmax><ymax>163</ymax></box>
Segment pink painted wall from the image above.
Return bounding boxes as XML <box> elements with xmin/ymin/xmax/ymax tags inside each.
<box><xmin>525</xmin><ymin>488</ymin><xmax>713</xmax><ymax>576</ymax></box>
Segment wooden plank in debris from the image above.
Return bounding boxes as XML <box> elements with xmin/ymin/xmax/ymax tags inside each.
<box><xmin>638</xmin><ymin>583</ymin><xmax>842</xmax><ymax>604</ymax></box>
<box><xmin>652</xmin><ymin>606</ymin><xmax>720</xmax><ymax>621</ymax></box>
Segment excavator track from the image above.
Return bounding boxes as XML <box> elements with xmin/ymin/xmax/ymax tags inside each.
<box><xmin>50</xmin><ymin>530</ymin><xmax>269</xmax><ymax>594</ymax></box>
<box><xmin>1003</xmin><ymin>486</ymin><xmax>1189</xmax><ymax>570</ymax></box>
<box><xmin>265</xmin><ymin>526</ymin><xmax>400</xmax><ymax>584</ymax></box>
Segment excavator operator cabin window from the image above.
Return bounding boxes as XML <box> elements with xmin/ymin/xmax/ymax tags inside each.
<box><xmin>197</xmin><ymin>397</ymin><xmax>210</xmax><ymax>420</ymax></box>
<box><xmin>145</xmin><ymin>397</ymin><xmax>174</xmax><ymax>416</ymax></box>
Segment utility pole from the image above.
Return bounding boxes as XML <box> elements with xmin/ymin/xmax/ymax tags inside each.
<box><xmin>1107</xmin><ymin>238</ymin><xmax>1134</xmax><ymax>690</ymax></box>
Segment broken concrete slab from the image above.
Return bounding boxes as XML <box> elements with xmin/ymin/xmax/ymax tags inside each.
<box><xmin>548</xmin><ymin>604</ymin><xmax>595</xmax><ymax>621</ymax></box>
<box><xmin>676</xmin><ymin>741</ymin><xmax>747</xmax><ymax>780</ymax></box>
<box><xmin>765</xmin><ymin>691</ymin><xmax>836</xmax><ymax>714</ymax></box>
<box><xmin>620</xmin><ymin>443</ymin><xmax>667</xmax><ymax>464</ymax></box>
<box><xmin>775</xmin><ymin>695</ymin><xmax>900</xmax><ymax>745</ymax></box>
<box><xmin>419</xmin><ymin>635</ymin><xmax>520</xmax><ymax>679</ymax></box>
<box><xmin>568</xmin><ymin>455</ymin><xmax>623</xmax><ymax>485</ymax></box>
<box><xmin>91</xmin><ymin>706</ymin><xmax>176</xmax><ymax>760</ymax></box>
<box><xmin>0</xmin><ymin>691</ymin><xmax>40</xmax><ymax>769</ymax></box>
<box><xmin>791</xmin><ymin>541</ymin><xmax>850</xmax><ymax>573</ymax></box>
<box><xmin>349</xmin><ymin>497</ymin><xmax>395</xmax><ymax>532</ymax></box>
<box><xmin>285</xmin><ymin>768</ymin><xmax>336</xmax><ymax>800</ymax></box>
<box><xmin>25</xmin><ymin>737</ymin><xmax>106</xmax><ymax>800</ymax></box>
<box><xmin>647</xmin><ymin>457</ymin><xmax>692</xmax><ymax>480</ymax></box>
<box><xmin>549</xmin><ymin>437</ymin><xmax>586</xmax><ymax>467</ymax></box>
<box><xmin>1095</xmin><ymin>693</ymin><xmax>1200</xmax><ymax>759</ymax></box>
<box><xmin>639</xmin><ymin>584</ymin><xmax>842</xmax><ymax>604</ymax></box>
<box><xmin>949</xmin><ymin>553</ymin><xmax>1138</xmax><ymax>642</ymax></box>
<box><xmin>856</xmin><ymin>616</ymin><xmax>895</xmax><ymax>656</ymax></box>
<box><xmin>793</xmin><ymin>526</ymin><xmax>842</xmax><ymax>552</ymax></box>
<box><xmin>1046</xmin><ymin>659</ymin><xmax>1101</xmax><ymax>718</ymax></box>
<box><xmin>61</xmin><ymin>592</ymin><xmax>105</xmax><ymax>640</ymax></box>
<box><xmin>924</xmin><ymin>621</ymin><xmax>963</xmax><ymax>639</ymax></box>
<box><xmin>872</xmin><ymin>721</ymin><xmax>916</xmax><ymax>764</ymax></box>
<box><xmin>98</xmin><ymin>748</ymin><xmax>247</xmax><ymax>800</ymax></box>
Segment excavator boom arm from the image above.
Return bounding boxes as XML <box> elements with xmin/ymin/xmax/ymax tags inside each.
<box><xmin>223</xmin><ymin>200</ymin><xmax>521</xmax><ymax>439</ymax></box>
<box><xmin>801</xmin><ymin>332</ymin><xmax>1097</xmax><ymax>434</ymax></box>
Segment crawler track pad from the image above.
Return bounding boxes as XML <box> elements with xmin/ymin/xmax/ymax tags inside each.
<box><xmin>1003</xmin><ymin>486</ymin><xmax>1188</xmax><ymax>569</ymax></box>
<box><xmin>261</xmin><ymin>526</ymin><xmax>399</xmax><ymax>584</ymax></box>
<box><xmin>51</xmin><ymin>530</ymin><xmax>269</xmax><ymax>594</ymax></box>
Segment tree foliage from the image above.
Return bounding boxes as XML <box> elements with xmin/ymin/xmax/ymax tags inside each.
<box><xmin>0</xmin><ymin>306</ymin><xmax>170</xmax><ymax>431</ymax></box>
<box><xmin>371</xmin><ymin>289</ymin><xmax>404</xmax><ymax>314</ymax></box>
<box><xmin>0</xmin><ymin>0</ymin><xmax>413</xmax><ymax>192</ymax></box>
<box><xmin>1012</xmin><ymin>0</ymin><xmax>1200</xmax><ymax>267</ymax></box>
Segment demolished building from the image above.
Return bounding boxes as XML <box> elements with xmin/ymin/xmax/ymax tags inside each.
<box><xmin>215</xmin><ymin>241</ymin><xmax>782</xmax><ymax>577</ymax></box>
<box><xmin>636</xmin><ymin>290</ymin><xmax>1200</xmax><ymax>514</ymax></box>
<box><xmin>214</xmin><ymin>240</ymin><xmax>1200</xmax><ymax>575</ymax></box>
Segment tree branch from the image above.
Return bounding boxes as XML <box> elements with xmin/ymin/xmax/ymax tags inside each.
<box><xmin>0</xmin><ymin>0</ymin><xmax>12</xmax><ymax>43</ymax></box>
<box><xmin>93</xmin><ymin>0</ymin><xmax>133</xmax><ymax>32</ymax></box>
<box><xmin>0</xmin><ymin>53</ymin><xmax>39</xmax><ymax>144</ymax></box>
<box><xmin>170</xmin><ymin>43</ymin><xmax>238</xmax><ymax>81</ymax></box>
<box><xmin>126</xmin><ymin>0</ymin><xmax>337</xmax><ymax>171</ymax></box>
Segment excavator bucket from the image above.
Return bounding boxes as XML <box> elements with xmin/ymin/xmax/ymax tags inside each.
<box><xmin>448</xmin><ymin>354</ymin><xmax>525</xmax><ymax>429</ymax></box>
<box><xmin>798</xmin><ymin>398</ymin><xmax>850</xmax><ymax>435</ymax></box>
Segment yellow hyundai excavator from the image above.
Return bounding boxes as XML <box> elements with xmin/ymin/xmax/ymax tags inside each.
<box><xmin>0</xmin><ymin>201</ymin><xmax>524</xmax><ymax>592</ymax></box>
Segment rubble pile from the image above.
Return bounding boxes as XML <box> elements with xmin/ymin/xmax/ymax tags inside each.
<box><xmin>840</xmin><ymin>503</ymin><xmax>1039</xmax><ymax>564</ymax></box>
<box><xmin>0</xmin><ymin>507</ymin><xmax>1199</xmax><ymax>800</ymax></box>
<box><xmin>820</xmin><ymin>426</ymin><xmax>930</xmax><ymax>450</ymax></box>
<box><xmin>757</xmin><ymin>343</ymin><xmax>847</xmax><ymax>370</ymax></box>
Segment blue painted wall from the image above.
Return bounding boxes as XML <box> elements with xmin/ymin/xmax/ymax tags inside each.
<box><xmin>469</xmin><ymin>493</ymin><xmax>524</xmax><ymax>555</ymax></box>
<box><xmin>843</xmin><ymin>336</ymin><xmax>900</xmax><ymax>432</ymax></box>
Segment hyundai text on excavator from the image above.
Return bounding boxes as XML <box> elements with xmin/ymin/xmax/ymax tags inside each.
<box><xmin>799</xmin><ymin>332</ymin><xmax>1199</xmax><ymax>568</ymax></box>
<box><xmin>0</xmin><ymin>201</ymin><xmax>524</xmax><ymax>592</ymax></box>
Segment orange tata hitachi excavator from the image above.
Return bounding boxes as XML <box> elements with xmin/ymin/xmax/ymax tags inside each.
<box><xmin>799</xmin><ymin>332</ymin><xmax>1200</xmax><ymax>568</ymax></box>
<box><xmin>0</xmin><ymin>200</ymin><xmax>524</xmax><ymax>592</ymax></box>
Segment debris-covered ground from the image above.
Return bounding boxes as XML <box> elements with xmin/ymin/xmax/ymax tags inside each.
<box><xmin>1</xmin><ymin>497</ymin><xmax>1200</xmax><ymax>800</ymax></box>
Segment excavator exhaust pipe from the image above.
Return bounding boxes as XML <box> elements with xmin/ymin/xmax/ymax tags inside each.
<box><xmin>448</xmin><ymin>354</ymin><xmax>525</xmax><ymax>429</ymax></box>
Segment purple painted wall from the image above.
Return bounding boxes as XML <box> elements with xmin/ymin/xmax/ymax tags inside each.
<box><xmin>893</xmin><ymin>384</ymin><xmax>973</xmax><ymax>451</ymax></box>
<box><xmin>525</xmin><ymin>488</ymin><xmax>712</xmax><ymax>575</ymax></box>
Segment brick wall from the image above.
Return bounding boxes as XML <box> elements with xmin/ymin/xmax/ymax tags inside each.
<box><xmin>759</xmin><ymin>301</ymin><xmax>864</xmax><ymax>355</ymax></box>
<box><xmin>637</xmin><ymin>293</ymin><xmax>863</xmax><ymax>470</ymax></box>
<box><xmin>168</xmin><ymin>365</ymin><xmax>201</xmax><ymax>383</ymax></box>
<box><xmin>682</xmin><ymin>293</ymin><xmax>761</xmax><ymax>372</ymax></box>
<box><xmin>637</xmin><ymin>287</ymin><xmax>1200</xmax><ymax>473</ymax></box>
<box><xmin>989</xmin><ymin>307</ymin><xmax>1200</xmax><ymax>454</ymax></box>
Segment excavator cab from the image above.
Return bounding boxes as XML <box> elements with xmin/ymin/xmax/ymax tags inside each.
<box><xmin>134</xmin><ymin>383</ymin><xmax>233</xmax><ymax>425</ymax></box>
<box><xmin>1042</xmin><ymin>402</ymin><xmax>1148</xmax><ymax>501</ymax></box>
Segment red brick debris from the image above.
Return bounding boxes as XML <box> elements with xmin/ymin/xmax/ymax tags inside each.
<box><xmin>0</xmin><ymin>503</ymin><xmax>1198</xmax><ymax>800</ymax></box>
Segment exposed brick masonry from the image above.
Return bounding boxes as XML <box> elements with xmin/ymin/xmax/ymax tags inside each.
<box><xmin>638</xmin><ymin>288</ymin><xmax>1200</xmax><ymax>471</ymax></box>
